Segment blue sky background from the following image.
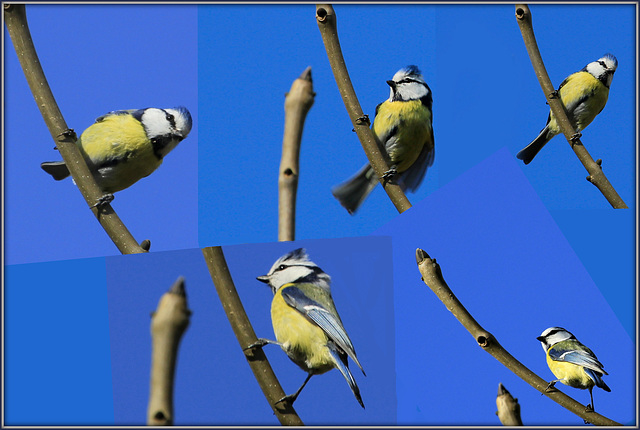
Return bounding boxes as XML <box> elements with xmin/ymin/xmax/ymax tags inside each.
<box><xmin>2</xmin><ymin>2</ymin><xmax>637</xmax><ymax>427</ymax></box>
<box><xmin>4</xmin><ymin>257</ymin><xmax>114</xmax><ymax>425</ymax></box>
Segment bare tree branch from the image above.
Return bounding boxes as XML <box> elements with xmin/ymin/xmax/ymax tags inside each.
<box><xmin>315</xmin><ymin>4</ymin><xmax>412</xmax><ymax>214</ymax></box>
<box><xmin>415</xmin><ymin>248</ymin><xmax>621</xmax><ymax>426</ymax></box>
<box><xmin>496</xmin><ymin>383</ymin><xmax>523</xmax><ymax>426</ymax></box>
<box><xmin>515</xmin><ymin>4</ymin><xmax>627</xmax><ymax>209</ymax></box>
<box><xmin>279</xmin><ymin>67</ymin><xmax>315</xmax><ymax>242</ymax></box>
<box><xmin>201</xmin><ymin>246</ymin><xmax>304</xmax><ymax>426</ymax></box>
<box><xmin>147</xmin><ymin>277</ymin><xmax>191</xmax><ymax>426</ymax></box>
<box><xmin>3</xmin><ymin>4</ymin><xmax>148</xmax><ymax>253</ymax></box>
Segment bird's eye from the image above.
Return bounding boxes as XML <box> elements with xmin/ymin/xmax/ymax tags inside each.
<box><xmin>165</xmin><ymin>113</ymin><xmax>176</xmax><ymax>128</ymax></box>
<box><xmin>277</xmin><ymin>264</ymin><xmax>287</xmax><ymax>271</ymax></box>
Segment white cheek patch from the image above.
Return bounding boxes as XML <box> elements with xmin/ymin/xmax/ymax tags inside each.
<box><xmin>585</xmin><ymin>61</ymin><xmax>606</xmax><ymax>80</ymax></box>
<box><xmin>141</xmin><ymin>108</ymin><xmax>173</xmax><ymax>138</ymax></box>
<box><xmin>398</xmin><ymin>82</ymin><xmax>429</xmax><ymax>100</ymax></box>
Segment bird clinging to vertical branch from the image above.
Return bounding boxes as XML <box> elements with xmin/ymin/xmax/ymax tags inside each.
<box><xmin>517</xmin><ymin>54</ymin><xmax>617</xmax><ymax>165</ymax></box>
<box><xmin>332</xmin><ymin>65</ymin><xmax>434</xmax><ymax>214</ymax></box>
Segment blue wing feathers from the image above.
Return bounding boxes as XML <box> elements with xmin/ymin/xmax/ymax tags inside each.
<box><xmin>281</xmin><ymin>286</ymin><xmax>365</xmax><ymax>374</ymax></box>
<box><xmin>549</xmin><ymin>346</ymin><xmax>607</xmax><ymax>375</ymax></box>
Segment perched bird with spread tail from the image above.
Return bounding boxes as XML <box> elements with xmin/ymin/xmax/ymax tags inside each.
<box><xmin>517</xmin><ymin>54</ymin><xmax>617</xmax><ymax>164</ymax></box>
<box><xmin>41</xmin><ymin>106</ymin><xmax>192</xmax><ymax>203</ymax></box>
<box><xmin>247</xmin><ymin>248</ymin><xmax>366</xmax><ymax>408</ymax></box>
<box><xmin>537</xmin><ymin>327</ymin><xmax>610</xmax><ymax>411</ymax></box>
<box><xmin>332</xmin><ymin>65</ymin><xmax>434</xmax><ymax>214</ymax></box>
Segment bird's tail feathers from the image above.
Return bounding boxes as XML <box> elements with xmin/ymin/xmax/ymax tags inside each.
<box><xmin>585</xmin><ymin>368</ymin><xmax>611</xmax><ymax>392</ymax></box>
<box><xmin>41</xmin><ymin>161</ymin><xmax>70</xmax><ymax>181</ymax></box>
<box><xmin>328</xmin><ymin>347</ymin><xmax>365</xmax><ymax>408</ymax></box>
<box><xmin>332</xmin><ymin>164</ymin><xmax>378</xmax><ymax>215</ymax></box>
<box><xmin>352</xmin><ymin>354</ymin><xmax>366</xmax><ymax>376</ymax></box>
<box><xmin>516</xmin><ymin>126</ymin><xmax>554</xmax><ymax>165</ymax></box>
<box><xmin>599</xmin><ymin>379</ymin><xmax>612</xmax><ymax>392</ymax></box>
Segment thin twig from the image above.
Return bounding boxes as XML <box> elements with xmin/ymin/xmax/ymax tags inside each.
<box><xmin>147</xmin><ymin>277</ymin><xmax>191</xmax><ymax>426</ymax></box>
<box><xmin>496</xmin><ymin>383</ymin><xmax>523</xmax><ymax>426</ymax></box>
<box><xmin>3</xmin><ymin>4</ymin><xmax>147</xmax><ymax>253</ymax></box>
<box><xmin>279</xmin><ymin>67</ymin><xmax>315</xmax><ymax>242</ymax></box>
<box><xmin>415</xmin><ymin>248</ymin><xmax>621</xmax><ymax>426</ymax></box>
<box><xmin>315</xmin><ymin>4</ymin><xmax>412</xmax><ymax>214</ymax></box>
<box><xmin>201</xmin><ymin>247</ymin><xmax>304</xmax><ymax>426</ymax></box>
<box><xmin>515</xmin><ymin>4</ymin><xmax>627</xmax><ymax>209</ymax></box>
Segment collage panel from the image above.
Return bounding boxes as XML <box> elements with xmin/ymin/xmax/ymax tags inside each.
<box><xmin>105</xmin><ymin>236</ymin><xmax>395</xmax><ymax>425</ymax></box>
<box><xmin>432</xmin><ymin>4</ymin><xmax>635</xmax><ymax>210</ymax></box>
<box><xmin>197</xmin><ymin>4</ymin><xmax>439</xmax><ymax>246</ymax></box>
<box><xmin>375</xmin><ymin>148</ymin><xmax>635</xmax><ymax>425</ymax></box>
<box><xmin>4</xmin><ymin>4</ymin><xmax>198</xmax><ymax>266</ymax></box>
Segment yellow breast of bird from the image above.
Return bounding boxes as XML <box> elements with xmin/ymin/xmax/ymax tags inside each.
<box><xmin>550</xmin><ymin>71</ymin><xmax>609</xmax><ymax>133</ymax></box>
<box><xmin>78</xmin><ymin>114</ymin><xmax>163</xmax><ymax>192</ymax></box>
<box><xmin>373</xmin><ymin>100</ymin><xmax>433</xmax><ymax>173</ymax></box>
<box><xmin>546</xmin><ymin>351</ymin><xmax>595</xmax><ymax>390</ymax></box>
<box><xmin>271</xmin><ymin>286</ymin><xmax>335</xmax><ymax>374</ymax></box>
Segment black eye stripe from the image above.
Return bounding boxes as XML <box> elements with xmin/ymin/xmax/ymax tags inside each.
<box><xmin>545</xmin><ymin>328</ymin><xmax>574</xmax><ymax>340</ymax></box>
<box><xmin>273</xmin><ymin>263</ymin><xmax>320</xmax><ymax>273</ymax></box>
<box><xmin>162</xmin><ymin>110</ymin><xmax>176</xmax><ymax>128</ymax></box>
<box><xmin>546</xmin><ymin>328</ymin><xmax>565</xmax><ymax>337</ymax></box>
<box><xmin>396</xmin><ymin>78</ymin><xmax>429</xmax><ymax>90</ymax></box>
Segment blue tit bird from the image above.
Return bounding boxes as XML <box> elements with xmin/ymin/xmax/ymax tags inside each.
<box><xmin>537</xmin><ymin>327</ymin><xmax>610</xmax><ymax>411</ymax></box>
<box><xmin>41</xmin><ymin>107</ymin><xmax>192</xmax><ymax>201</ymax></box>
<box><xmin>517</xmin><ymin>54</ymin><xmax>617</xmax><ymax>165</ymax></box>
<box><xmin>332</xmin><ymin>65</ymin><xmax>435</xmax><ymax>214</ymax></box>
<box><xmin>249</xmin><ymin>248</ymin><xmax>366</xmax><ymax>408</ymax></box>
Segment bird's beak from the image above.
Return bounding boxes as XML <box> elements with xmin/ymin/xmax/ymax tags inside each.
<box><xmin>256</xmin><ymin>275</ymin><xmax>270</xmax><ymax>284</ymax></box>
<box><xmin>536</xmin><ymin>336</ymin><xmax>544</xmax><ymax>341</ymax></box>
<box><xmin>386</xmin><ymin>80</ymin><xmax>396</xmax><ymax>89</ymax></box>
